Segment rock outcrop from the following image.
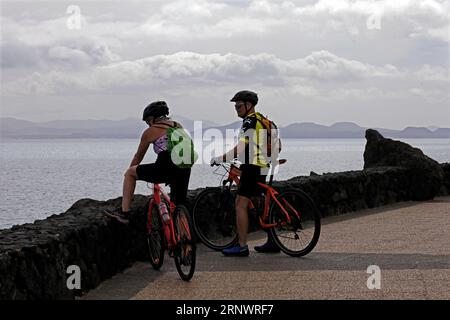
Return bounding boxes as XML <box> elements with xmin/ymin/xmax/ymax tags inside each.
<box><xmin>364</xmin><ymin>129</ymin><xmax>445</xmax><ymax>200</ymax></box>
<box><xmin>441</xmin><ymin>163</ymin><xmax>450</xmax><ymax>195</ymax></box>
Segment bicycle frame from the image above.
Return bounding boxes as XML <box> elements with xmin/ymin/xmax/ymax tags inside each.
<box><xmin>223</xmin><ymin>163</ymin><xmax>301</xmax><ymax>229</ymax></box>
<box><xmin>147</xmin><ymin>183</ymin><xmax>178</xmax><ymax>249</ymax></box>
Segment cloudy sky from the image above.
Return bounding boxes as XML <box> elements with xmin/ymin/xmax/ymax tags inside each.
<box><xmin>1</xmin><ymin>0</ymin><xmax>449</xmax><ymax>129</ymax></box>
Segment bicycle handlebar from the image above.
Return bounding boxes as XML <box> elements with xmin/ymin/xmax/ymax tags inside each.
<box><xmin>211</xmin><ymin>158</ymin><xmax>287</xmax><ymax>167</ymax></box>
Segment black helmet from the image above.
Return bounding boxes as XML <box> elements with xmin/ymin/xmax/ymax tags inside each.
<box><xmin>230</xmin><ymin>90</ymin><xmax>258</xmax><ymax>106</ymax></box>
<box><xmin>142</xmin><ymin>101</ymin><xmax>169</xmax><ymax>121</ymax></box>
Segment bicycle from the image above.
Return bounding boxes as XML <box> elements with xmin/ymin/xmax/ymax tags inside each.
<box><xmin>146</xmin><ymin>183</ymin><xmax>196</xmax><ymax>281</ymax></box>
<box><xmin>192</xmin><ymin>160</ymin><xmax>321</xmax><ymax>257</ymax></box>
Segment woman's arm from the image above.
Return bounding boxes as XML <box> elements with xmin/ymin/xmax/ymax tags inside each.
<box><xmin>130</xmin><ymin>128</ymin><xmax>154</xmax><ymax>167</ymax></box>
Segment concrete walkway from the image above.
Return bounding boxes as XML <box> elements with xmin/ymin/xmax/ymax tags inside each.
<box><xmin>83</xmin><ymin>197</ymin><xmax>450</xmax><ymax>300</ymax></box>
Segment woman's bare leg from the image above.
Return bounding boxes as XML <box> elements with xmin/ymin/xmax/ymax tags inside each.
<box><xmin>122</xmin><ymin>166</ymin><xmax>138</xmax><ymax>212</ymax></box>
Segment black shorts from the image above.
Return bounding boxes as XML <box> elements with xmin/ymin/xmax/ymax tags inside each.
<box><xmin>237</xmin><ymin>164</ymin><xmax>267</xmax><ymax>199</ymax></box>
<box><xmin>136</xmin><ymin>151</ymin><xmax>191</xmax><ymax>205</ymax></box>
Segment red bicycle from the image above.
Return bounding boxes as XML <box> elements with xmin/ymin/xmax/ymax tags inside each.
<box><xmin>146</xmin><ymin>183</ymin><xmax>196</xmax><ymax>281</ymax></box>
<box><xmin>192</xmin><ymin>159</ymin><xmax>321</xmax><ymax>257</ymax></box>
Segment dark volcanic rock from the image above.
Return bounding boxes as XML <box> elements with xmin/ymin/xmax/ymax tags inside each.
<box><xmin>364</xmin><ymin>129</ymin><xmax>444</xmax><ymax>200</ymax></box>
<box><xmin>441</xmin><ymin>163</ymin><xmax>450</xmax><ymax>195</ymax></box>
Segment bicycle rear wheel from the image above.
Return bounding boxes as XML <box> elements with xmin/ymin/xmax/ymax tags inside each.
<box><xmin>173</xmin><ymin>205</ymin><xmax>196</xmax><ymax>281</ymax></box>
<box><xmin>146</xmin><ymin>202</ymin><xmax>165</xmax><ymax>269</ymax></box>
<box><xmin>269</xmin><ymin>189</ymin><xmax>321</xmax><ymax>257</ymax></box>
<box><xmin>192</xmin><ymin>187</ymin><xmax>238</xmax><ymax>251</ymax></box>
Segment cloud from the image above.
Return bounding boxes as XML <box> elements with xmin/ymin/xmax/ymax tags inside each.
<box><xmin>1</xmin><ymin>38</ymin><xmax>121</xmax><ymax>70</ymax></box>
<box><xmin>4</xmin><ymin>1</ymin><xmax>447</xmax><ymax>45</ymax></box>
<box><xmin>1</xmin><ymin>0</ymin><xmax>448</xmax><ymax>127</ymax></box>
<box><xmin>1</xmin><ymin>15</ymin><xmax>121</xmax><ymax>70</ymax></box>
<box><xmin>1</xmin><ymin>0</ymin><xmax>448</xmax><ymax>73</ymax></box>
<box><xmin>2</xmin><ymin>51</ymin><xmax>446</xmax><ymax>104</ymax></box>
<box><xmin>1</xmin><ymin>41</ymin><xmax>46</xmax><ymax>69</ymax></box>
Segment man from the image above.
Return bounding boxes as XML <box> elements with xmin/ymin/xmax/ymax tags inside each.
<box><xmin>211</xmin><ymin>90</ymin><xmax>281</xmax><ymax>256</ymax></box>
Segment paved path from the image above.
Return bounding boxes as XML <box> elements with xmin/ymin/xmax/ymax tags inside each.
<box><xmin>83</xmin><ymin>197</ymin><xmax>450</xmax><ymax>300</ymax></box>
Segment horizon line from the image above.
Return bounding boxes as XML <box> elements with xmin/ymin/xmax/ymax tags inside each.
<box><xmin>1</xmin><ymin>116</ymin><xmax>449</xmax><ymax>131</ymax></box>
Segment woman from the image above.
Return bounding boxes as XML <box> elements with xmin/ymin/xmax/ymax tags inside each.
<box><xmin>105</xmin><ymin>101</ymin><xmax>193</xmax><ymax>224</ymax></box>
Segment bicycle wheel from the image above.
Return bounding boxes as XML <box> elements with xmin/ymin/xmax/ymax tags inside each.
<box><xmin>173</xmin><ymin>205</ymin><xmax>196</xmax><ymax>281</ymax></box>
<box><xmin>269</xmin><ymin>189</ymin><xmax>321</xmax><ymax>257</ymax></box>
<box><xmin>192</xmin><ymin>187</ymin><xmax>238</xmax><ymax>251</ymax></box>
<box><xmin>146</xmin><ymin>202</ymin><xmax>165</xmax><ymax>270</ymax></box>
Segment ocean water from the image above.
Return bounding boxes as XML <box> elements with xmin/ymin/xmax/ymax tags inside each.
<box><xmin>1</xmin><ymin>138</ymin><xmax>449</xmax><ymax>229</ymax></box>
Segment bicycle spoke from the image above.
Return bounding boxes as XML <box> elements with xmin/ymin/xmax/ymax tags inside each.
<box><xmin>270</xmin><ymin>190</ymin><xmax>321</xmax><ymax>257</ymax></box>
<box><xmin>192</xmin><ymin>188</ymin><xmax>238</xmax><ymax>250</ymax></box>
<box><xmin>173</xmin><ymin>205</ymin><xmax>196</xmax><ymax>281</ymax></box>
<box><xmin>146</xmin><ymin>205</ymin><xmax>165</xmax><ymax>269</ymax></box>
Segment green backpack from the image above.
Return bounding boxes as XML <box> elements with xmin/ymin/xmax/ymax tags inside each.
<box><xmin>163</xmin><ymin>122</ymin><xmax>198</xmax><ymax>169</ymax></box>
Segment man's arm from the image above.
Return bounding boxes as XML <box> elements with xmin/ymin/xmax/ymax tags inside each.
<box><xmin>216</xmin><ymin>139</ymin><xmax>246</xmax><ymax>163</ymax></box>
<box><xmin>212</xmin><ymin>116</ymin><xmax>255</xmax><ymax>164</ymax></box>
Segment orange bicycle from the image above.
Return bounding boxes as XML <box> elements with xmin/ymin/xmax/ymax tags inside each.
<box><xmin>192</xmin><ymin>160</ymin><xmax>321</xmax><ymax>257</ymax></box>
<box><xmin>146</xmin><ymin>183</ymin><xmax>196</xmax><ymax>281</ymax></box>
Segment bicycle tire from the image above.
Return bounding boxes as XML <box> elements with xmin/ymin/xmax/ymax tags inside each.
<box><xmin>269</xmin><ymin>189</ymin><xmax>321</xmax><ymax>257</ymax></box>
<box><xmin>192</xmin><ymin>187</ymin><xmax>238</xmax><ymax>251</ymax></box>
<box><xmin>146</xmin><ymin>201</ymin><xmax>165</xmax><ymax>269</ymax></box>
<box><xmin>173</xmin><ymin>205</ymin><xmax>196</xmax><ymax>281</ymax></box>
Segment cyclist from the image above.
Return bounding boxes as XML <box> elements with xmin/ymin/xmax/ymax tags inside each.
<box><xmin>105</xmin><ymin>101</ymin><xmax>195</xmax><ymax>224</ymax></box>
<box><xmin>211</xmin><ymin>90</ymin><xmax>281</xmax><ymax>256</ymax></box>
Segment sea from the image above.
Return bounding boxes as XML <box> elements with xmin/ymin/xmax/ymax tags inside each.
<box><xmin>1</xmin><ymin>138</ymin><xmax>449</xmax><ymax>229</ymax></box>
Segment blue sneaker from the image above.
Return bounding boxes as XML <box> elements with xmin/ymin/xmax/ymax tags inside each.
<box><xmin>222</xmin><ymin>245</ymin><xmax>249</xmax><ymax>257</ymax></box>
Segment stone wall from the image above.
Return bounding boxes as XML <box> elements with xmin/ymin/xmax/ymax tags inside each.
<box><xmin>0</xmin><ymin>196</ymin><xmax>150</xmax><ymax>300</ymax></box>
<box><xmin>1</xmin><ymin>164</ymin><xmax>449</xmax><ymax>300</ymax></box>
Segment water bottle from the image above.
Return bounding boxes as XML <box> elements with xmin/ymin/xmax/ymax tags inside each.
<box><xmin>158</xmin><ymin>202</ymin><xmax>170</xmax><ymax>224</ymax></box>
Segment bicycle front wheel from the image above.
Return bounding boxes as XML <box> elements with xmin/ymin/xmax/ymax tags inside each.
<box><xmin>146</xmin><ymin>202</ymin><xmax>165</xmax><ymax>269</ymax></box>
<box><xmin>192</xmin><ymin>188</ymin><xmax>238</xmax><ymax>251</ymax></box>
<box><xmin>173</xmin><ymin>205</ymin><xmax>196</xmax><ymax>281</ymax></box>
<box><xmin>269</xmin><ymin>189</ymin><xmax>321</xmax><ymax>257</ymax></box>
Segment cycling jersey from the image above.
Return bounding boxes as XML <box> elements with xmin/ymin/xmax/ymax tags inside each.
<box><xmin>152</xmin><ymin>121</ymin><xmax>197</xmax><ymax>168</ymax></box>
<box><xmin>238</xmin><ymin>112</ymin><xmax>280</xmax><ymax>168</ymax></box>
<box><xmin>153</xmin><ymin>133</ymin><xmax>169</xmax><ymax>154</ymax></box>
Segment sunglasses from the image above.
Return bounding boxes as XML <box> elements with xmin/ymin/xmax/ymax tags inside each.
<box><xmin>234</xmin><ymin>103</ymin><xmax>245</xmax><ymax>110</ymax></box>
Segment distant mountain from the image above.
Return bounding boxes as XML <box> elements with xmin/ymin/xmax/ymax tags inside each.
<box><xmin>171</xmin><ymin>115</ymin><xmax>218</xmax><ymax>132</ymax></box>
<box><xmin>433</xmin><ymin>128</ymin><xmax>450</xmax><ymax>137</ymax></box>
<box><xmin>427</xmin><ymin>126</ymin><xmax>440</xmax><ymax>132</ymax></box>
<box><xmin>330</xmin><ymin>122</ymin><xmax>363</xmax><ymax>132</ymax></box>
<box><xmin>1</xmin><ymin>117</ymin><xmax>449</xmax><ymax>139</ymax></box>
<box><xmin>401</xmin><ymin>127</ymin><xmax>434</xmax><ymax>137</ymax></box>
<box><xmin>282</xmin><ymin>122</ymin><xmax>449</xmax><ymax>139</ymax></box>
<box><xmin>39</xmin><ymin>118</ymin><xmax>140</xmax><ymax>130</ymax></box>
<box><xmin>0</xmin><ymin>116</ymin><xmax>217</xmax><ymax>139</ymax></box>
<box><xmin>0</xmin><ymin>117</ymin><xmax>146</xmax><ymax>139</ymax></box>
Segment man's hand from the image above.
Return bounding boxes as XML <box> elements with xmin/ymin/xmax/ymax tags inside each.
<box><xmin>210</xmin><ymin>156</ymin><xmax>223</xmax><ymax>166</ymax></box>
